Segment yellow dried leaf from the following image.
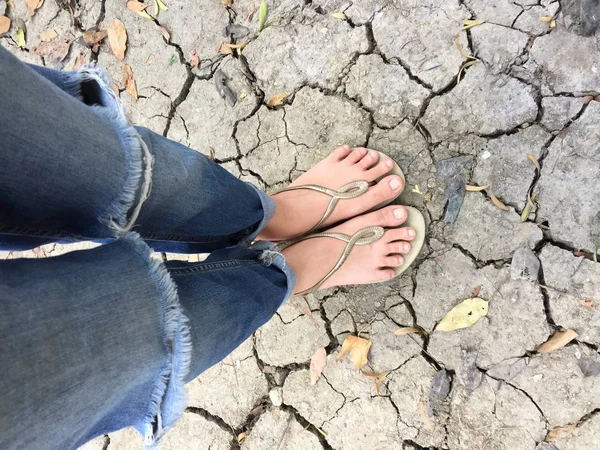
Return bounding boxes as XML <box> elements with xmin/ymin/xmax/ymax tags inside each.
<box><xmin>310</xmin><ymin>347</ymin><xmax>327</xmax><ymax>385</ymax></box>
<box><xmin>412</xmin><ymin>184</ymin><xmax>422</xmax><ymax>194</ymax></box>
<box><xmin>539</xmin><ymin>16</ymin><xmax>554</xmax><ymax>22</ymax></box>
<box><xmin>453</xmin><ymin>34</ymin><xmax>477</xmax><ymax>60</ymax></box>
<box><xmin>488</xmin><ymin>188</ymin><xmax>509</xmax><ymax>211</ymax></box>
<box><xmin>457</xmin><ymin>59</ymin><xmax>478</xmax><ymax>83</ymax></box>
<box><xmin>330</xmin><ymin>12</ymin><xmax>347</xmax><ymax>20</ymax></box>
<box><xmin>465</xmin><ymin>185</ymin><xmax>488</xmax><ymax>192</ymax></box>
<box><xmin>521</xmin><ymin>192</ymin><xmax>537</xmax><ymax>222</ymax></box>
<box><xmin>107</xmin><ymin>19</ymin><xmax>127</xmax><ymax>61</ymax></box>
<box><xmin>237</xmin><ymin>432</ymin><xmax>247</xmax><ymax>444</ymax></box>
<box><xmin>461</xmin><ymin>19</ymin><xmax>484</xmax><ymax>30</ymax></box>
<box><xmin>550</xmin><ymin>19</ymin><xmax>556</xmax><ymax>28</ymax></box>
<box><xmin>221</xmin><ymin>0</ymin><xmax>233</xmax><ymax>7</ymax></box>
<box><xmin>546</xmin><ymin>423</ymin><xmax>576</xmax><ymax>441</ymax></box>
<box><xmin>122</xmin><ymin>64</ymin><xmax>138</xmax><ymax>100</ymax></box>
<box><xmin>40</xmin><ymin>28</ymin><xmax>57</xmax><ymax>42</ymax></box>
<box><xmin>337</xmin><ymin>335</ymin><xmax>371</xmax><ymax>369</ymax></box>
<box><xmin>266</xmin><ymin>92</ymin><xmax>290</xmax><ymax>106</ymax></box>
<box><xmin>157</xmin><ymin>0</ymin><xmax>168</xmax><ymax>10</ymax></box>
<box><xmin>537</xmin><ymin>330</ymin><xmax>578</xmax><ymax>354</ymax></box>
<box><xmin>394</xmin><ymin>327</ymin><xmax>427</xmax><ymax>336</ymax></box>
<box><xmin>526</xmin><ymin>153</ymin><xmax>541</xmax><ymax>171</ymax></box>
<box><xmin>436</xmin><ymin>297</ymin><xmax>489</xmax><ymax>332</ymax></box>
<box><xmin>153</xmin><ymin>0</ymin><xmax>159</xmax><ymax>15</ymax></box>
<box><xmin>16</xmin><ymin>27</ymin><xmax>26</xmax><ymax>48</ymax></box>
<box><xmin>0</xmin><ymin>15</ymin><xmax>11</xmax><ymax>35</ymax></box>
<box><xmin>257</xmin><ymin>0</ymin><xmax>268</xmax><ymax>31</ymax></box>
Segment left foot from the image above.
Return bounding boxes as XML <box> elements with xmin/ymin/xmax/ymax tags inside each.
<box><xmin>258</xmin><ymin>145</ymin><xmax>404</xmax><ymax>241</ymax></box>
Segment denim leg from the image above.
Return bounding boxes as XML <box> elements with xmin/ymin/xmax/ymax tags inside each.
<box><xmin>0</xmin><ymin>234</ymin><xmax>294</xmax><ymax>450</ymax></box>
<box><xmin>0</xmin><ymin>46</ymin><xmax>274</xmax><ymax>253</ymax></box>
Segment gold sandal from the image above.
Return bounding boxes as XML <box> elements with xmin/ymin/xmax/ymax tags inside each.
<box><xmin>271</xmin><ymin>150</ymin><xmax>405</xmax><ymax>237</ymax></box>
<box><xmin>280</xmin><ymin>206</ymin><xmax>426</xmax><ymax>295</ymax></box>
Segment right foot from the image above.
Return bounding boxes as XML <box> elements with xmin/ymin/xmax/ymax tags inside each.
<box><xmin>281</xmin><ymin>205</ymin><xmax>416</xmax><ymax>294</ymax></box>
<box><xmin>258</xmin><ymin>146</ymin><xmax>404</xmax><ymax>241</ymax></box>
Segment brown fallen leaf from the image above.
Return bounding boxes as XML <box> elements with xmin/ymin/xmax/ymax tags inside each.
<box><xmin>32</xmin><ymin>40</ymin><xmax>71</xmax><ymax>65</ymax></box>
<box><xmin>82</xmin><ymin>29</ymin><xmax>108</xmax><ymax>52</ymax></box>
<box><xmin>546</xmin><ymin>423</ymin><xmax>576</xmax><ymax>441</ymax></box>
<box><xmin>157</xmin><ymin>25</ymin><xmax>170</xmax><ymax>42</ymax></box>
<box><xmin>310</xmin><ymin>347</ymin><xmax>327</xmax><ymax>385</ymax></box>
<box><xmin>526</xmin><ymin>153</ymin><xmax>541</xmax><ymax>171</ymax></box>
<box><xmin>107</xmin><ymin>19</ymin><xmax>127</xmax><ymax>61</ymax></box>
<box><xmin>337</xmin><ymin>335</ymin><xmax>371</xmax><ymax>369</ymax></box>
<box><xmin>122</xmin><ymin>64</ymin><xmax>138</xmax><ymax>99</ymax></box>
<box><xmin>537</xmin><ymin>329</ymin><xmax>578</xmax><ymax>354</ymax></box>
<box><xmin>583</xmin><ymin>95</ymin><xmax>594</xmax><ymax>104</ymax></box>
<box><xmin>361</xmin><ymin>370</ymin><xmax>390</xmax><ymax>394</ymax></box>
<box><xmin>26</xmin><ymin>0</ymin><xmax>44</xmax><ymax>17</ymax></box>
<box><xmin>580</xmin><ymin>299</ymin><xmax>597</xmax><ymax>309</ymax></box>
<box><xmin>457</xmin><ymin>59</ymin><xmax>478</xmax><ymax>83</ymax></box>
<box><xmin>0</xmin><ymin>15</ymin><xmax>10</xmax><ymax>35</ymax></box>
<box><xmin>465</xmin><ymin>184</ymin><xmax>488</xmax><ymax>192</ymax></box>
<box><xmin>266</xmin><ymin>92</ymin><xmax>290</xmax><ymax>106</ymax></box>
<box><xmin>488</xmin><ymin>188</ymin><xmax>509</xmax><ymax>211</ymax></box>
<box><xmin>40</xmin><ymin>28</ymin><xmax>57</xmax><ymax>42</ymax></box>
<box><xmin>237</xmin><ymin>432</ymin><xmax>247</xmax><ymax>444</ymax></box>
<box><xmin>189</xmin><ymin>49</ymin><xmax>200</xmax><ymax>68</ymax></box>
<box><xmin>217</xmin><ymin>42</ymin><xmax>234</xmax><ymax>55</ymax></box>
<box><xmin>221</xmin><ymin>0</ymin><xmax>233</xmax><ymax>7</ymax></box>
<box><xmin>471</xmin><ymin>285</ymin><xmax>481</xmax><ymax>297</ymax></box>
<box><xmin>127</xmin><ymin>1</ymin><xmax>153</xmax><ymax>19</ymax></box>
<box><xmin>394</xmin><ymin>327</ymin><xmax>427</xmax><ymax>336</ymax></box>
<box><xmin>454</xmin><ymin>34</ymin><xmax>477</xmax><ymax>60</ymax></box>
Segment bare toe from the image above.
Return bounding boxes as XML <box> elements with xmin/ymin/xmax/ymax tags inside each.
<box><xmin>330</xmin><ymin>145</ymin><xmax>351</xmax><ymax>161</ymax></box>
<box><xmin>384</xmin><ymin>227</ymin><xmax>416</xmax><ymax>242</ymax></box>
<box><xmin>381</xmin><ymin>255</ymin><xmax>404</xmax><ymax>267</ymax></box>
<box><xmin>366</xmin><ymin>157</ymin><xmax>394</xmax><ymax>181</ymax></box>
<box><xmin>375</xmin><ymin>269</ymin><xmax>396</xmax><ymax>281</ymax></box>
<box><xmin>356</xmin><ymin>150</ymin><xmax>379</xmax><ymax>169</ymax></box>
<box><xmin>344</xmin><ymin>147</ymin><xmax>368</xmax><ymax>164</ymax></box>
<box><xmin>387</xmin><ymin>241</ymin><xmax>412</xmax><ymax>255</ymax></box>
<box><xmin>353</xmin><ymin>176</ymin><xmax>403</xmax><ymax>214</ymax></box>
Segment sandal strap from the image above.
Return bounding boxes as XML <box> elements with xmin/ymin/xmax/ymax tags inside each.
<box><xmin>271</xmin><ymin>181</ymin><xmax>369</xmax><ymax>235</ymax></box>
<box><xmin>279</xmin><ymin>226</ymin><xmax>385</xmax><ymax>295</ymax></box>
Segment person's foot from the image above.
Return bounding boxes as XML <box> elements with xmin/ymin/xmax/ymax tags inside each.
<box><xmin>281</xmin><ymin>205</ymin><xmax>415</xmax><ymax>294</ymax></box>
<box><xmin>258</xmin><ymin>146</ymin><xmax>404</xmax><ymax>241</ymax></box>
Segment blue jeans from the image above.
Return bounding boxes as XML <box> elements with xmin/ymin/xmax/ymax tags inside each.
<box><xmin>0</xmin><ymin>47</ymin><xmax>296</xmax><ymax>449</ymax></box>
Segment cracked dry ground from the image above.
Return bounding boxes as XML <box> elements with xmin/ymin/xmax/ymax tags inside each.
<box><xmin>2</xmin><ymin>0</ymin><xmax>600</xmax><ymax>449</ymax></box>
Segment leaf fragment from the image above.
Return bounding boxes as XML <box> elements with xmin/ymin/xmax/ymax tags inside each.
<box><xmin>461</xmin><ymin>19</ymin><xmax>484</xmax><ymax>30</ymax></box>
<box><xmin>40</xmin><ymin>28</ymin><xmax>57</xmax><ymax>42</ymax></box>
<box><xmin>457</xmin><ymin>59</ymin><xmax>478</xmax><ymax>83</ymax></box>
<box><xmin>465</xmin><ymin>184</ymin><xmax>488</xmax><ymax>191</ymax></box>
<box><xmin>526</xmin><ymin>153</ymin><xmax>541</xmax><ymax>171</ymax></box>
<box><xmin>157</xmin><ymin>25</ymin><xmax>170</xmax><ymax>41</ymax></box>
<box><xmin>337</xmin><ymin>335</ymin><xmax>371</xmax><ymax>369</ymax></box>
<box><xmin>266</xmin><ymin>92</ymin><xmax>290</xmax><ymax>106</ymax></box>
<box><xmin>107</xmin><ymin>19</ymin><xmax>127</xmax><ymax>61</ymax></box>
<box><xmin>539</xmin><ymin>16</ymin><xmax>554</xmax><ymax>23</ymax></box>
<box><xmin>237</xmin><ymin>432</ymin><xmax>247</xmax><ymax>444</ymax></box>
<box><xmin>82</xmin><ymin>29</ymin><xmax>108</xmax><ymax>51</ymax></box>
<box><xmin>546</xmin><ymin>423</ymin><xmax>576</xmax><ymax>441</ymax></box>
<box><xmin>579</xmin><ymin>299</ymin><xmax>596</xmax><ymax>309</ymax></box>
<box><xmin>0</xmin><ymin>15</ymin><xmax>11</xmax><ymax>35</ymax></box>
<box><xmin>127</xmin><ymin>1</ymin><xmax>153</xmax><ymax>20</ymax></box>
<box><xmin>454</xmin><ymin>34</ymin><xmax>477</xmax><ymax>60</ymax></box>
<box><xmin>32</xmin><ymin>39</ymin><xmax>71</xmax><ymax>64</ymax></box>
<box><xmin>25</xmin><ymin>0</ymin><xmax>44</xmax><ymax>17</ymax></box>
<box><xmin>221</xmin><ymin>0</ymin><xmax>233</xmax><ymax>7</ymax></box>
<box><xmin>488</xmin><ymin>188</ymin><xmax>509</xmax><ymax>211</ymax></box>
<box><xmin>310</xmin><ymin>347</ymin><xmax>327</xmax><ymax>385</ymax></box>
<box><xmin>436</xmin><ymin>297</ymin><xmax>489</xmax><ymax>332</ymax></box>
<box><xmin>189</xmin><ymin>49</ymin><xmax>199</xmax><ymax>68</ymax></box>
<box><xmin>218</xmin><ymin>42</ymin><xmax>234</xmax><ymax>55</ymax></box>
<box><xmin>361</xmin><ymin>370</ymin><xmax>389</xmax><ymax>394</ymax></box>
<box><xmin>156</xmin><ymin>0</ymin><xmax>168</xmax><ymax>11</ymax></box>
<box><xmin>394</xmin><ymin>327</ymin><xmax>427</xmax><ymax>336</ymax></box>
<box><xmin>16</xmin><ymin>27</ymin><xmax>26</xmax><ymax>48</ymax></box>
<box><xmin>520</xmin><ymin>192</ymin><xmax>537</xmax><ymax>222</ymax></box>
<box><xmin>257</xmin><ymin>0</ymin><xmax>268</xmax><ymax>32</ymax></box>
<box><xmin>537</xmin><ymin>329</ymin><xmax>578</xmax><ymax>353</ymax></box>
<box><xmin>330</xmin><ymin>12</ymin><xmax>347</xmax><ymax>20</ymax></box>
<box><xmin>122</xmin><ymin>64</ymin><xmax>138</xmax><ymax>100</ymax></box>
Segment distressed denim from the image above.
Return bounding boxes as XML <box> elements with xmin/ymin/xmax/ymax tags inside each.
<box><xmin>0</xmin><ymin>46</ymin><xmax>296</xmax><ymax>449</ymax></box>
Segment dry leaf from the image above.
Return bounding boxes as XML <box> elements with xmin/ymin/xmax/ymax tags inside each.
<box><xmin>337</xmin><ymin>335</ymin><xmax>371</xmax><ymax>369</ymax></box>
<box><xmin>394</xmin><ymin>327</ymin><xmax>427</xmax><ymax>336</ymax></box>
<box><xmin>537</xmin><ymin>330</ymin><xmax>578</xmax><ymax>353</ymax></box>
<box><xmin>26</xmin><ymin>0</ymin><xmax>43</xmax><ymax>17</ymax></box>
<box><xmin>550</xmin><ymin>19</ymin><xmax>556</xmax><ymax>28</ymax></box>
<box><xmin>471</xmin><ymin>285</ymin><xmax>481</xmax><ymax>297</ymax></box>
<box><xmin>156</xmin><ymin>0</ymin><xmax>168</xmax><ymax>10</ymax></box>
<box><xmin>526</xmin><ymin>153</ymin><xmax>541</xmax><ymax>171</ymax></box>
<box><xmin>189</xmin><ymin>49</ymin><xmax>199</xmax><ymax>68</ymax></box>
<box><xmin>0</xmin><ymin>15</ymin><xmax>11</xmax><ymax>35</ymax></box>
<box><xmin>488</xmin><ymin>188</ymin><xmax>509</xmax><ymax>211</ymax></box>
<box><xmin>257</xmin><ymin>0</ymin><xmax>268</xmax><ymax>31</ymax></box>
<box><xmin>465</xmin><ymin>184</ymin><xmax>488</xmax><ymax>191</ymax></box>
<box><xmin>457</xmin><ymin>59</ymin><xmax>478</xmax><ymax>83</ymax></box>
<box><xmin>16</xmin><ymin>27</ymin><xmax>26</xmax><ymax>48</ymax></box>
<box><xmin>83</xmin><ymin>29</ymin><xmax>107</xmax><ymax>52</ymax></box>
<box><xmin>437</xmin><ymin>297</ymin><xmax>489</xmax><ymax>332</ymax></box>
<box><xmin>144</xmin><ymin>53</ymin><xmax>152</xmax><ymax>63</ymax></box>
<box><xmin>32</xmin><ymin>40</ymin><xmax>71</xmax><ymax>64</ymax></box>
<box><xmin>127</xmin><ymin>1</ymin><xmax>153</xmax><ymax>20</ymax></box>
<box><xmin>546</xmin><ymin>423</ymin><xmax>576</xmax><ymax>441</ymax></box>
<box><xmin>521</xmin><ymin>192</ymin><xmax>537</xmax><ymax>222</ymax></box>
<box><xmin>40</xmin><ymin>28</ymin><xmax>57</xmax><ymax>42</ymax></box>
<box><xmin>122</xmin><ymin>64</ymin><xmax>138</xmax><ymax>99</ymax></box>
<box><xmin>157</xmin><ymin>25</ymin><xmax>170</xmax><ymax>41</ymax></box>
<box><xmin>539</xmin><ymin>16</ymin><xmax>554</xmax><ymax>22</ymax></box>
<box><xmin>310</xmin><ymin>347</ymin><xmax>327</xmax><ymax>385</ymax></box>
<box><xmin>361</xmin><ymin>370</ymin><xmax>389</xmax><ymax>394</ymax></box>
<box><xmin>107</xmin><ymin>19</ymin><xmax>127</xmax><ymax>61</ymax></box>
<box><xmin>453</xmin><ymin>34</ymin><xmax>477</xmax><ymax>60</ymax></box>
<box><xmin>580</xmin><ymin>299</ymin><xmax>596</xmax><ymax>309</ymax></box>
<box><xmin>221</xmin><ymin>0</ymin><xmax>233</xmax><ymax>7</ymax></box>
<box><xmin>583</xmin><ymin>95</ymin><xmax>594</xmax><ymax>104</ymax></box>
<box><xmin>330</xmin><ymin>12</ymin><xmax>347</xmax><ymax>20</ymax></box>
<box><xmin>266</xmin><ymin>92</ymin><xmax>290</xmax><ymax>106</ymax></box>
<box><xmin>461</xmin><ymin>19</ymin><xmax>484</xmax><ymax>30</ymax></box>
<box><xmin>217</xmin><ymin>42</ymin><xmax>234</xmax><ymax>55</ymax></box>
<box><xmin>237</xmin><ymin>432</ymin><xmax>247</xmax><ymax>444</ymax></box>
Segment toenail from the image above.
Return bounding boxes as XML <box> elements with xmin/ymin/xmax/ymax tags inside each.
<box><xmin>403</xmin><ymin>243</ymin><xmax>411</xmax><ymax>252</ymax></box>
<box><xmin>398</xmin><ymin>256</ymin><xmax>404</xmax><ymax>265</ymax></box>
<box><xmin>393</xmin><ymin>208</ymin><xmax>404</xmax><ymax>219</ymax></box>
<box><xmin>408</xmin><ymin>228</ymin><xmax>415</xmax><ymax>237</ymax></box>
<box><xmin>370</xmin><ymin>150</ymin><xmax>378</xmax><ymax>158</ymax></box>
<box><xmin>390</xmin><ymin>178</ymin><xmax>401</xmax><ymax>190</ymax></box>
<box><xmin>385</xmin><ymin>159</ymin><xmax>393</xmax><ymax>168</ymax></box>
